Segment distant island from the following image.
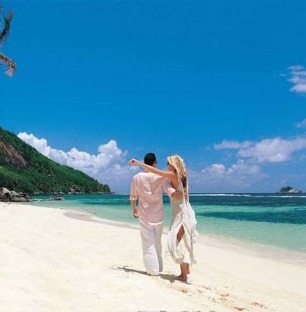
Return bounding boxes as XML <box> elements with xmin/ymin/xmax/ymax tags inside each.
<box><xmin>279</xmin><ymin>186</ymin><xmax>304</xmax><ymax>194</ymax></box>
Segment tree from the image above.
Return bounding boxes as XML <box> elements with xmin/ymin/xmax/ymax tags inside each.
<box><xmin>0</xmin><ymin>5</ymin><xmax>16</xmax><ymax>76</ymax></box>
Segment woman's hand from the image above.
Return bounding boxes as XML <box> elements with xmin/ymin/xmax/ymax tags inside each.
<box><xmin>128</xmin><ymin>158</ymin><xmax>137</xmax><ymax>165</ymax></box>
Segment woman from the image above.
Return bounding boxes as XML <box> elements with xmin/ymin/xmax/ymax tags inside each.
<box><xmin>129</xmin><ymin>154</ymin><xmax>197</xmax><ymax>282</ymax></box>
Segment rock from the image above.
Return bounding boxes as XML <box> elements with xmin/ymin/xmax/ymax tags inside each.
<box><xmin>0</xmin><ymin>187</ymin><xmax>12</xmax><ymax>202</ymax></box>
<box><xmin>47</xmin><ymin>197</ymin><xmax>65</xmax><ymax>201</ymax></box>
<box><xmin>279</xmin><ymin>186</ymin><xmax>304</xmax><ymax>194</ymax></box>
<box><xmin>0</xmin><ymin>186</ymin><xmax>33</xmax><ymax>202</ymax></box>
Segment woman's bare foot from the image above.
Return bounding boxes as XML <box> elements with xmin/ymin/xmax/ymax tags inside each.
<box><xmin>180</xmin><ymin>262</ymin><xmax>189</xmax><ymax>278</ymax></box>
<box><xmin>176</xmin><ymin>274</ymin><xmax>187</xmax><ymax>282</ymax></box>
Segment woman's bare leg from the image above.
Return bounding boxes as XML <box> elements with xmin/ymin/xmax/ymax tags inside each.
<box><xmin>176</xmin><ymin>226</ymin><xmax>189</xmax><ymax>281</ymax></box>
<box><xmin>177</xmin><ymin>262</ymin><xmax>188</xmax><ymax>282</ymax></box>
<box><xmin>177</xmin><ymin>225</ymin><xmax>184</xmax><ymax>242</ymax></box>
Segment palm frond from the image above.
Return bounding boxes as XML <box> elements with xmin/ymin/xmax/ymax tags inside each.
<box><xmin>0</xmin><ymin>11</ymin><xmax>13</xmax><ymax>46</ymax></box>
<box><xmin>0</xmin><ymin>52</ymin><xmax>16</xmax><ymax>76</ymax></box>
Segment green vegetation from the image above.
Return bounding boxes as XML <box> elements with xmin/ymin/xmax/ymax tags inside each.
<box><xmin>0</xmin><ymin>127</ymin><xmax>111</xmax><ymax>194</ymax></box>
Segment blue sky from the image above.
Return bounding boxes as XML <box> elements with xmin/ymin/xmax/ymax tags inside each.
<box><xmin>1</xmin><ymin>0</ymin><xmax>306</xmax><ymax>193</ymax></box>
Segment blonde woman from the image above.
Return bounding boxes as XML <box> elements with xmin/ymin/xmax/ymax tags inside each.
<box><xmin>129</xmin><ymin>154</ymin><xmax>197</xmax><ymax>282</ymax></box>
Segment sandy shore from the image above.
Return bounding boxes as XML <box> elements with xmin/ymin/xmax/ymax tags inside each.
<box><xmin>1</xmin><ymin>202</ymin><xmax>306</xmax><ymax>312</ymax></box>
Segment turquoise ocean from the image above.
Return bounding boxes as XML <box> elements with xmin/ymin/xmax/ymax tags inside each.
<box><xmin>29</xmin><ymin>193</ymin><xmax>306</xmax><ymax>255</ymax></box>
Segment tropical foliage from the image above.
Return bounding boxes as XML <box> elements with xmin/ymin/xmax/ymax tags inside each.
<box><xmin>0</xmin><ymin>5</ymin><xmax>16</xmax><ymax>76</ymax></box>
<box><xmin>0</xmin><ymin>127</ymin><xmax>111</xmax><ymax>194</ymax></box>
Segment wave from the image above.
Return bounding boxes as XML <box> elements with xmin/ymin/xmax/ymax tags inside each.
<box><xmin>190</xmin><ymin>193</ymin><xmax>251</xmax><ymax>197</ymax></box>
<box><xmin>189</xmin><ymin>193</ymin><xmax>306</xmax><ymax>198</ymax></box>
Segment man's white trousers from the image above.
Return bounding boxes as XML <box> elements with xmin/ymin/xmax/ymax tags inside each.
<box><xmin>139</xmin><ymin>220</ymin><xmax>164</xmax><ymax>275</ymax></box>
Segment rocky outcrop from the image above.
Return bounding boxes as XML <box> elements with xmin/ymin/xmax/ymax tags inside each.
<box><xmin>0</xmin><ymin>140</ymin><xmax>28</xmax><ymax>169</ymax></box>
<box><xmin>0</xmin><ymin>186</ymin><xmax>32</xmax><ymax>202</ymax></box>
<box><xmin>0</xmin><ymin>186</ymin><xmax>11</xmax><ymax>201</ymax></box>
<box><xmin>279</xmin><ymin>186</ymin><xmax>304</xmax><ymax>194</ymax></box>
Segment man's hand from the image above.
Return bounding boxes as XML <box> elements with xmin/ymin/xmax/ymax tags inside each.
<box><xmin>132</xmin><ymin>207</ymin><xmax>139</xmax><ymax>218</ymax></box>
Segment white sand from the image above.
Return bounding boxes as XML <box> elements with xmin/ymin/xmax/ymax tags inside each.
<box><xmin>1</xmin><ymin>202</ymin><xmax>306</xmax><ymax>312</ymax></box>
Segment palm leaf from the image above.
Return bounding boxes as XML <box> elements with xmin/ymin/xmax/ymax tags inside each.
<box><xmin>0</xmin><ymin>11</ymin><xmax>13</xmax><ymax>46</ymax></box>
<box><xmin>0</xmin><ymin>8</ymin><xmax>15</xmax><ymax>76</ymax></box>
<box><xmin>0</xmin><ymin>52</ymin><xmax>16</xmax><ymax>76</ymax></box>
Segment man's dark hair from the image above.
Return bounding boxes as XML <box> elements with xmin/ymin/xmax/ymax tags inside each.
<box><xmin>144</xmin><ymin>153</ymin><xmax>156</xmax><ymax>166</ymax></box>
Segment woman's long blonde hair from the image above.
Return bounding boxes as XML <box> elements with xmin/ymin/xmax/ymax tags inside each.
<box><xmin>167</xmin><ymin>154</ymin><xmax>188</xmax><ymax>188</ymax></box>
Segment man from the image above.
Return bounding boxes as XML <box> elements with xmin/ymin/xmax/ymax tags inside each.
<box><xmin>130</xmin><ymin>153</ymin><xmax>175</xmax><ymax>276</ymax></box>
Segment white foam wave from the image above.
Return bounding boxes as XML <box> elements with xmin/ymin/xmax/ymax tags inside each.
<box><xmin>189</xmin><ymin>193</ymin><xmax>251</xmax><ymax>197</ymax></box>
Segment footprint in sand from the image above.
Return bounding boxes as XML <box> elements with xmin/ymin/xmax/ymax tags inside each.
<box><xmin>220</xmin><ymin>293</ymin><xmax>230</xmax><ymax>297</ymax></box>
<box><xmin>251</xmin><ymin>301</ymin><xmax>267</xmax><ymax>309</ymax></box>
<box><xmin>234</xmin><ymin>307</ymin><xmax>246</xmax><ymax>311</ymax></box>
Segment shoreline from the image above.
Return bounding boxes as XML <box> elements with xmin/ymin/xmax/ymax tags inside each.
<box><xmin>1</xmin><ymin>202</ymin><xmax>306</xmax><ymax>311</ymax></box>
<box><xmin>28</xmin><ymin>194</ymin><xmax>306</xmax><ymax>256</ymax></box>
<box><xmin>62</xmin><ymin>206</ymin><xmax>306</xmax><ymax>267</ymax></box>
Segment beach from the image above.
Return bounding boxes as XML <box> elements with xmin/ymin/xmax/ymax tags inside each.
<box><xmin>1</xmin><ymin>202</ymin><xmax>306</xmax><ymax>312</ymax></box>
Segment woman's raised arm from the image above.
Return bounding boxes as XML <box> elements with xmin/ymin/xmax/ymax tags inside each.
<box><xmin>128</xmin><ymin>158</ymin><xmax>175</xmax><ymax>180</ymax></box>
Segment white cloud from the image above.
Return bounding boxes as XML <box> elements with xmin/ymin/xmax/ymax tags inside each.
<box><xmin>237</xmin><ymin>137</ymin><xmax>306</xmax><ymax>163</ymax></box>
<box><xmin>227</xmin><ymin>159</ymin><xmax>261</xmax><ymax>175</ymax></box>
<box><xmin>296</xmin><ymin>118</ymin><xmax>306</xmax><ymax>128</ymax></box>
<box><xmin>214</xmin><ymin>137</ymin><xmax>306</xmax><ymax>163</ymax></box>
<box><xmin>202</xmin><ymin>160</ymin><xmax>261</xmax><ymax>177</ymax></box>
<box><xmin>18</xmin><ymin>132</ymin><xmax>306</xmax><ymax>194</ymax></box>
<box><xmin>202</xmin><ymin>135</ymin><xmax>306</xmax><ymax>191</ymax></box>
<box><xmin>213</xmin><ymin>140</ymin><xmax>252</xmax><ymax>150</ymax></box>
<box><xmin>287</xmin><ymin>65</ymin><xmax>306</xmax><ymax>94</ymax></box>
<box><xmin>17</xmin><ymin>132</ymin><xmax>134</xmax><ymax>193</ymax></box>
<box><xmin>18</xmin><ymin>132</ymin><xmax>51</xmax><ymax>156</ymax></box>
<box><xmin>192</xmin><ymin>160</ymin><xmax>263</xmax><ymax>191</ymax></box>
<box><xmin>202</xmin><ymin>163</ymin><xmax>226</xmax><ymax>174</ymax></box>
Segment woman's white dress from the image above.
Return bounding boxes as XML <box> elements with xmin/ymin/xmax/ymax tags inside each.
<box><xmin>166</xmin><ymin>181</ymin><xmax>198</xmax><ymax>265</ymax></box>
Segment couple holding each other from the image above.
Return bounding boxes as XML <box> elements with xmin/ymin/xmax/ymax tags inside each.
<box><xmin>129</xmin><ymin>153</ymin><xmax>197</xmax><ymax>282</ymax></box>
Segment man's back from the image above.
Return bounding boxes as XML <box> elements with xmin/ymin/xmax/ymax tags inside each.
<box><xmin>130</xmin><ymin>171</ymin><xmax>165</xmax><ymax>224</ymax></box>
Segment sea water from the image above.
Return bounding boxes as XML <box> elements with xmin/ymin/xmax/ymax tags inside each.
<box><xmin>29</xmin><ymin>193</ymin><xmax>306</xmax><ymax>254</ymax></box>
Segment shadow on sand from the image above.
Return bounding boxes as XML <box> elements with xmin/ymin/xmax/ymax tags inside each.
<box><xmin>112</xmin><ymin>265</ymin><xmax>178</xmax><ymax>283</ymax></box>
